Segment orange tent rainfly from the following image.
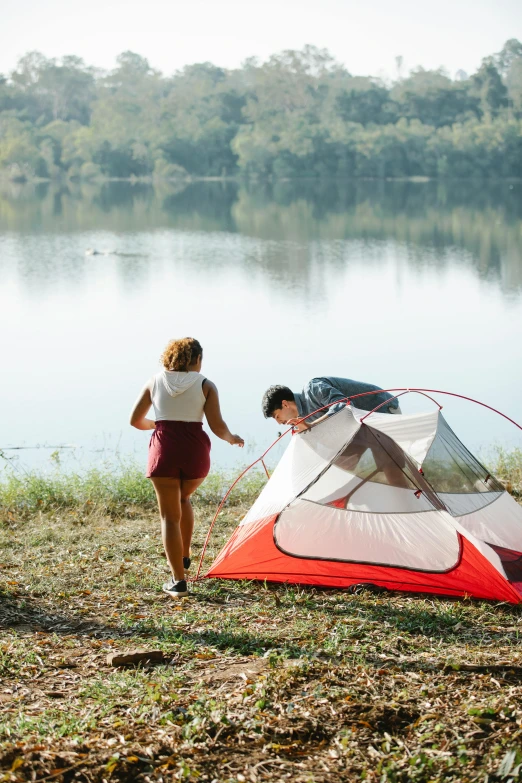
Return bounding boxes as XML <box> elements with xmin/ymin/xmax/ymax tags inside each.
<box><xmin>203</xmin><ymin>396</ymin><xmax>522</xmax><ymax>603</ymax></box>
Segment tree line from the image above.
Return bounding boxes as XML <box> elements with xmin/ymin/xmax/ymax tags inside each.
<box><xmin>1</xmin><ymin>41</ymin><xmax>521</xmax><ymax>181</ymax></box>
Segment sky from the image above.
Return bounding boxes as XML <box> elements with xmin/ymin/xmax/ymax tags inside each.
<box><xmin>1</xmin><ymin>0</ymin><xmax>521</xmax><ymax>80</ymax></box>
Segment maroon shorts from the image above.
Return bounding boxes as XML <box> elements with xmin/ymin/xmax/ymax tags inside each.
<box><xmin>146</xmin><ymin>421</ymin><xmax>211</xmax><ymax>480</ymax></box>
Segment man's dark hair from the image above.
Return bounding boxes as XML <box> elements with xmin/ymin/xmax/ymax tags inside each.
<box><xmin>262</xmin><ymin>385</ymin><xmax>295</xmax><ymax>418</ymax></box>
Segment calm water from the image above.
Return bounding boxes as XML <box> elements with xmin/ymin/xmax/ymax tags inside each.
<box><xmin>1</xmin><ymin>179</ymin><xmax>521</xmax><ymax>475</ymax></box>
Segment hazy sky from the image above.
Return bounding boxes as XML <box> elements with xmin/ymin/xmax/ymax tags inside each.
<box><xmin>2</xmin><ymin>0</ymin><xmax>521</xmax><ymax>79</ymax></box>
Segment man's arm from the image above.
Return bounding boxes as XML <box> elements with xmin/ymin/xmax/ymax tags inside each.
<box><xmin>287</xmin><ymin>412</ymin><xmax>329</xmax><ymax>432</ymax></box>
<box><xmin>307</xmin><ymin>378</ymin><xmax>349</xmax><ymax>417</ymax></box>
<box><xmin>288</xmin><ymin>378</ymin><xmax>349</xmax><ymax>431</ymax></box>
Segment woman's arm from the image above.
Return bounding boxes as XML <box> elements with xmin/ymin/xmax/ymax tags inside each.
<box><xmin>129</xmin><ymin>382</ymin><xmax>156</xmax><ymax>430</ymax></box>
<box><xmin>203</xmin><ymin>381</ymin><xmax>244</xmax><ymax>446</ymax></box>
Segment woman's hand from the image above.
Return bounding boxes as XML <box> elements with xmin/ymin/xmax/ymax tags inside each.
<box><xmin>229</xmin><ymin>434</ymin><xmax>244</xmax><ymax>447</ymax></box>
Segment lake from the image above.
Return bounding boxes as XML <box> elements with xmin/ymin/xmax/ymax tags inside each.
<box><xmin>1</xmin><ymin>178</ymin><xmax>521</xmax><ymax>476</ymax></box>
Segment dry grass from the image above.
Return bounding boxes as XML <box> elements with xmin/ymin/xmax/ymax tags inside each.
<box><xmin>1</xmin><ymin>490</ymin><xmax>522</xmax><ymax>783</ymax></box>
<box><xmin>1</xmin><ymin>449</ymin><xmax>522</xmax><ymax>782</ymax></box>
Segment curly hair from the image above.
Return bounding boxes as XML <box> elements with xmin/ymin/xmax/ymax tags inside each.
<box><xmin>161</xmin><ymin>338</ymin><xmax>203</xmax><ymax>372</ymax></box>
<box><xmin>262</xmin><ymin>385</ymin><xmax>295</xmax><ymax>418</ymax></box>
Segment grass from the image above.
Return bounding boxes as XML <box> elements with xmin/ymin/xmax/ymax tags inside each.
<box><xmin>489</xmin><ymin>447</ymin><xmax>522</xmax><ymax>498</ymax></box>
<box><xmin>1</xmin><ymin>446</ymin><xmax>519</xmax><ymax>523</ymax></box>
<box><xmin>0</xmin><ymin>458</ymin><xmax>267</xmax><ymax>522</ymax></box>
<box><xmin>0</xmin><ymin>450</ymin><xmax>521</xmax><ymax>782</ymax></box>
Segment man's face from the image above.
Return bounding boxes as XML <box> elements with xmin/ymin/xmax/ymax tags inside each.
<box><xmin>272</xmin><ymin>399</ymin><xmax>298</xmax><ymax>425</ymax></box>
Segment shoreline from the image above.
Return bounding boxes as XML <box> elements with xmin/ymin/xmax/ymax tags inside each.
<box><xmin>1</xmin><ymin>448</ymin><xmax>520</xmax><ymax>523</ymax></box>
<box><xmin>2</xmin><ymin>174</ymin><xmax>522</xmax><ymax>186</ymax></box>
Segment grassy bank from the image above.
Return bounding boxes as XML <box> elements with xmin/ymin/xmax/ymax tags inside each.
<box><xmin>0</xmin><ymin>451</ymin><xmax>521</xmax><ymax>782</ymax></box>
<box><xmin>1</xmin><ymin>447</ymin><xmax>520</xmax><ymax>523</ymax></box>
<box><xmin>0</xmin><ymin>461</ymin><xmax>267</xmax><ymax>524</ymax></box>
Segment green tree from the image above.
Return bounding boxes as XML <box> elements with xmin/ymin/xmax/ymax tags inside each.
<box><xmin>507</xmin><ymin>59</ymin><xmax>522</xmax><ymax>115</ymax></box>
<box><xmin>470</xmin><ymin>58</ymin><xmax>508</xmax><ymax>118</ymax></box>
<box><xmin>80</xmin><ymin>51</ymin><xmax>164</xmax><ymax>177</ymax></box>
<box><xmin>10</xmin><ymin>52</ymin><xmax>95</xmax><ymax>124</ymax></box>
<box><xmin>0</xmin><ymin>115</ymin><xmax>47</xmax><ymax>179</ymax></box>
<box><xmin>391</xmin><ymin>68</ymin><xmax>477</xmax><ymax>126</ymax></box>
<box><xmin>232</xmin><ymin>46</ymin><xmax>343</xmax><ymax>177</ymax></box>
<box><xmin>0</xmin><ymin>44</ymin><xmax>519</xmax><ymax>181</ymax></box>
<box><xmin>495</xmin><ymin>39</ymin><xmax>522</xmax><ymax>76</ymax></box>
<box><xmin>335</xmin><ymin>77</ymin><xmax>395</xmax><ymax>125</ymax></box>
<box><xmin>157</xmin><ymin>62</ymin><xmax>244</xmax><ymax>175</ymax></box>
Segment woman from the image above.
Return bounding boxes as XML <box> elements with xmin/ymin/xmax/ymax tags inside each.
<box><xmin>130</xmin><ymin>337</ymin><xmax>244</xmax><ymax>598</ymax></box>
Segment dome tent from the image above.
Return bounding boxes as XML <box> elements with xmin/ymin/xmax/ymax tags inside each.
<box><xmin>203</xmin><ymin>401</ymin><xmax>522</xmax><ymax>603</ymax></box>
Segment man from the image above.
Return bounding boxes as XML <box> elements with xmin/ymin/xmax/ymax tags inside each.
<box><xmin>262</xmin><ymin>377</ymin><xmax>400</xmax><ymax>431</ymax></box>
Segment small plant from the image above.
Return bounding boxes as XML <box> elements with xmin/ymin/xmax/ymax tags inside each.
<box><xmin>488</xmin><ymin>446</ymin><xmax>522</xmax><ymax>497</ymax></box>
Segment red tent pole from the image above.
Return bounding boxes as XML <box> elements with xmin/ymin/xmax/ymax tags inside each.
<box><xmin>346</xmin><ymin>389</ymin><xmax>522</xmax><ymax>432</ymax></box>
<box><xmin>358</xmin><ymin>389</ymin><xmax>443</xmax><ymax>423</ymax></box>
<box><xmin>194</xmin><ymin>428</ymin><xmax>293</xmax><ymax>581</ymax></box>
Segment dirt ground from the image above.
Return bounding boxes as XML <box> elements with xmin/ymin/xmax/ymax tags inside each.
<box><xmin>1</xmin><ymin>504</ymin><xmax>522</xmax><ymax>782</ymax></box>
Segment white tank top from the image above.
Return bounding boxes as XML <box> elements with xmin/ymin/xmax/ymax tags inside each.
<box><xmin>151</xmin><ymin>371</ymin><xmax>206</xmax><ymax>422</ymax></box>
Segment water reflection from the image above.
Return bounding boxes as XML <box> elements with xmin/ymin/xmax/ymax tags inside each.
<box><xmin>1</xmin><ymin>179</ymin><xmax>521</xmax><ymax>472</ymax></box>
<box><xmin>0</xmin><ymin>179</ymin><xmax>520</xmax><ymax>294</ymax></box>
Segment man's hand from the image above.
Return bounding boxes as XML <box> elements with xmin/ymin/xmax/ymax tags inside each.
<box><xmin>287</xmin><ymin>418</ymin><xmax>310</xmax><ymax>432</ymax></box>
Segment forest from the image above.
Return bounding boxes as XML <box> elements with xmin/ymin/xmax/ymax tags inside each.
<box><xmin>0</xmin><ymin>40</ymin><xmax>521</xmax><ymax>181</ymax></box>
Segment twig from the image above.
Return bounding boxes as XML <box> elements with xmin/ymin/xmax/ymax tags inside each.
<box><xmin>0</xmin><ymin>444</ymin><xmax>76</xmax><ymax>450</ymax></box>
<box><xmin>35</xmin><ymin>761</ymin><xmax>85</xmax><ymax>782</ymax></box>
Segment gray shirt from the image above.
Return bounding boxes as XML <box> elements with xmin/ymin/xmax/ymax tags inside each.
<box><xmin>294</xmin><ymin>377</ymin><xmax>399</xmax><ymax>422</ymax></box>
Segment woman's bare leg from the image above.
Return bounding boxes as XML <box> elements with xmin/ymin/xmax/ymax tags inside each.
<box><xmin>150</xmin><ymin>478</ymin><xmax>184</xmax><ymax>581</ymax></box>
<box><xmin>180</xmin><ymin>477</ymin><xmax>206</xmax><ymax>559</ymax></box>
